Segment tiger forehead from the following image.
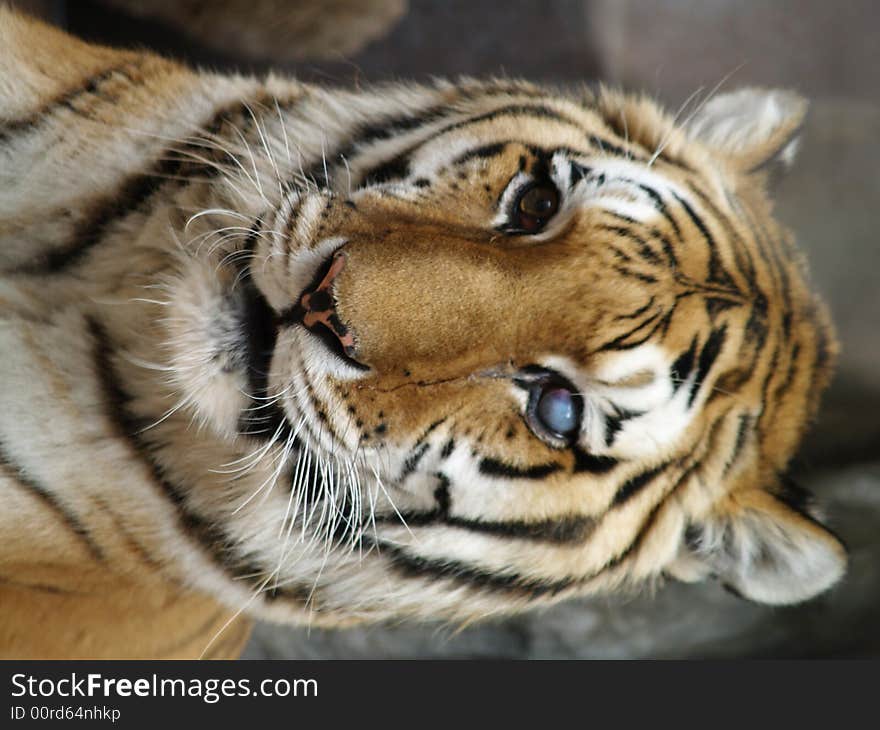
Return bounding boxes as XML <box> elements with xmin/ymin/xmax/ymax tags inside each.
<box><xmin>345</xmin><ymin>90</ymin><xmax>712</xmax><ymax>195</ymax></box>
<box><xmin>414</xmin><ymin>92</ymin><xmax>679</xmax><ymax>162</ymax></box>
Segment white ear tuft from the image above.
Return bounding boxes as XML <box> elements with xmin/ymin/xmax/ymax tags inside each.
<box><xmin>668</xmin><ymin>487</ymin><xmax>846</xmax><ymax>605</ymax></box>
<box><xmin>687</xmin><ymin>88</ymin><xmax>807</xmax><ymax>173</ymax></box>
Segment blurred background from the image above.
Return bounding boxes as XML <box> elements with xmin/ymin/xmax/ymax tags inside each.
<box><xmin>13</xmin><ymin>0</ymin><xmax>878</xmax><ymax>657</ymax></box>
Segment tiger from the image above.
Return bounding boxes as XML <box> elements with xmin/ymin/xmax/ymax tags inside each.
<box><xmin>0</xmin><ymin>8</ymin><xmax>846</xmax><ymax>659</ymax></box>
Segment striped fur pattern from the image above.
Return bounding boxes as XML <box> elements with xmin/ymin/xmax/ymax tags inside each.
<box><xmin>0</xmin><ymin>11</ymin><xmax>845</xmax><ymax>656</ymax></box>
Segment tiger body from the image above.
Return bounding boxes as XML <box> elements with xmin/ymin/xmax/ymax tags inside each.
<box><xmin>0</xmin><ymin>10</ymin><xmax>845</xmax><ymax>658</ymax></box>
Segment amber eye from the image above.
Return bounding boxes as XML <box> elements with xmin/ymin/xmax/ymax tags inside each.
<box><xmin>514</xmin><ymin>182</ymin><xmax>560</xmax><ymax>233</ymax></box>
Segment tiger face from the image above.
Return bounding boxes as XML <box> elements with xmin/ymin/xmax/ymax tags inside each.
<box><xmin>152</xmin><ymin>82</ymin><xmax>845</xmax><ymax>624</ymax></box>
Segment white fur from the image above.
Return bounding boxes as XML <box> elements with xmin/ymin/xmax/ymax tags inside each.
<box><xmin>687</xmin><ymin>87</ymin><xmax>805</xmax><ymax>166</ymax></box>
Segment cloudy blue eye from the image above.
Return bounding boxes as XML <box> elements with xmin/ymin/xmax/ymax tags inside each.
<box><xmin>523</xmin><ymin>381</ymin><xmax>582</xmax><ymax>446</ymax></box>
<box><xmin>516</xmin><ymin>367</ymin><xmax>583</xmax><ymax>445</ymax></box>
<box><xmin>536</xmin><ymin>387</ymin><xmax>579</xmax><ymax>436</ymax></box>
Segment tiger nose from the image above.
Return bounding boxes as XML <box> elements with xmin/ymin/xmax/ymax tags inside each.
<box><xmin>285</xmin><ymin>252</ymin><xmax>359</xmax><ymax>360</ymax></box>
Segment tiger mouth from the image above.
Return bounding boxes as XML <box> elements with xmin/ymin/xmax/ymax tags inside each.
<box><xmin>237</xmin><ymin>251</ymin><xmax>367</xmax><ymax>414</ymax></box>
<box><xmin>239</xmin><ymin>269</ymin><xmax>279</xmax><ymax>422</ymax></box>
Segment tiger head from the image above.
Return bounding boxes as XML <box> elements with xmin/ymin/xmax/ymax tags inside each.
<box><xmin>162</xmin><ymin>81</ymin><xmax>845</xmax><ymax>624</ymax></box>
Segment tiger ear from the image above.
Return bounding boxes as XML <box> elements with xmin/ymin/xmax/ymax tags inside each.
<box><xmin>686</xmin><ymin>88</ymin><xmax>807</xmax><ymax>175</ymax></box>
<box><xmin>667</xmin><ymin>484</ymin><xmax>846</xmax><ymax>604</ymax></box>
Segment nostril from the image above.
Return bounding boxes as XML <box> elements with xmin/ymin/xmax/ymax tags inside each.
<box><xmin>280</xmin><ymin>252</ymin><xmax>368</xmax><ymax>370</ymax></box>
<box><xmin>301</xmin><ymin>252</ymin><xmax>346</xmax><ymax>313</ymax></box>
<box><xmin>300</xmin><ymin>253</ymin><xmax>356</xmax><ymax>352</ymax></box>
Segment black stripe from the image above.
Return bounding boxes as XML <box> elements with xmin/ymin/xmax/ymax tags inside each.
<box><xmin>429</xmin><ymin>104</ymin><xmax>582</xmax><ymax>144</ymax></box>
<box><xmin>260</xmin><ymin>582</ymin><xmax>318</xmax><ymax>604</ymax></box>
<box><xmin>433</xmin><ymin>472</ymin><xmax>452</xmax><ymax>514</ymax></box>
<box><xmin>610</xmin><ymin>245</ymin><xmax>632</xmax><ymax>263</ymax></box>
<box><xmin>353</xmin><ymin>104</ymin><xmax>584</xmax><ymax>187</ymax></box>
<box><xmin>687</xmin><ymin>183</ymin><xmax>755</xmax><ymax>287</ymax></box>
<box><xmin>452</xmin><ymin>142</ymin><xmax>508</xmax><ymax>166</ymax></box>
<box><xmin>379</xmin><ymin>509</ymin><xmax>596</xmax><ymax>544</ymax></box>
<box><xmin>612</xmin><ymin>464</ymin><xmax>667</xmax><ymax>507</ymax></box>
<box><xmin>399</xmin><ymin>443</ymin><xmax>430</xmax><ymax>481</ymax></box>
<box><xmin>452</xmin><ymin>513</ymin><xmax>595</xmax><ymax>542</ymax></box>
<box><xmin>588</xmin><ymin>134</ymin><xmax>644</xmax><ymax>161</ymax></box>
<box><xmin>380</xmin><ymin>543</ymin><xmax>576</xmax><ymax>599</ymax></box>
<box><xmin>724</xmin><ymin>414</ymin><xmax>752</xmax><ymax>475</ymax></box>
<box><xmin>615</xmin><ymin>296</ymin><xmax>656</xmax><ymax>321</ymax></box>
<box><xmin>601</xmin><ymin>207</ymin><xmax>679</xmax><ymax>268</ymax></box>
<box><xmin>598</xmin><ymin>225</ymin><xmax>663</xmax><ymax>264</ymax></box>
<box><xmin>673</xmin><ymin>193</ymin><xmax>737</xmax><ymax>291</ymax></box>
<box><xmin>781</xmin><ymin>310</ymin><xmax>793</xmax><ymax>342</ymax></box>
<box><xmin>774</xmin><ymin>343</ymin><xmax>801</xmax><ymax>400</ymax></box>
<box><xmin>415</xmin><ymin>418</ymin><xmax>446</xmax><ymax>445</ymax></box>
<box><xmin>689</xmin><ymin>325</ymin><xmax>728</xmax><ymax>406</ymax></box>
<box><xmin>378</xmin><ymin>498</ymin><xmax>658</xmax><ymax>599</ymax></box>
<box><xmin>440</xmin><ymin>438</ymin><xmax>456</xmax><ymax>459</ymax></box>
<box><xmin>618</xmin><ymin>261</ymin><xmax>658</xmax><ymax>278</ymax></box>
<box><xmin>378</xmin><ymin>471</ymin><xmax>597</xmax><ymax>544</ymax></box>
<box><xmin>362</xmin><ymin>155</ymin><xmax>411</xmax><ymax>186</ymax></box>
<box><xmin>705</xmin><ymin>296</ymin><xmax>739</xmax><ymax>318</ymax></box>
<box><xmin>745</xmin><ymin>203</ymin><xmax>795</xmax><ymax>347</ymax></box>
<box><xmin>14</xmin><ymin>160</ymin><xmax>176</xmax><ymax>274</ymax></box>
<box><xmin>0</xmin><ymin>442</ymin><xmax>104</xmax><ymax>562</ymax></box>
<box><xmin>648</xmin><ymin>228</ymin><xmax>679</xmax><ymax>269</ymax></box>
<box><xmin>590</xmin><ymin>109</ymin><xmax>693</xmax><ymax>171</ymax></box>
<box><xmin>379</xmin><ymin>462</ymin><xmax>693</xmax><ymax>599</ymax></box>
<box><xmin>478</xmin><ymin>457</ymin><xmax>562</xmax><ymax>480</ymax></box>
<box><xmin>315</xmin><ymin>101</ymin><xmax>463</xmax><ymax>187</ymax></box>
<box><xmin>636</xmin><ymin>183</ymin><xmax>682</xmax><ymax>238</ymax></box>
<box><xmin>756</xmin><ymin>341</ymin><xmax>782</xmax><ymax>434</ymax></box>
<box><xmin>0</xmin><ymin>59</ymin><xmax>144</xmax><ymax>141</ymax></box>
<box><xmin>744</xmin><ymin>292</ymin><xmax>770</xmax><ymax>352</ymax></box>
<box><xmin>572</xmin><ymin>447</ymin><xmax>618</xmax><ymax>474</ymax></box>
<box><xmin>12</xmin><ymin>93</ymin><xmax>284</xmax><ymax>276</ymax></box>
<box><xmin>398</xmin><ymin>420</ymin><xmax>447</xmax><ymax>480</ymax></box>
<box><xmin>604</xmin><ymin>406</ymin><xmax>643</xmax><ymax>447</ymax></box>
<box><xmin>596</xmin><ymin>307</ymin><xmax>671</xmax><ymax>352</ymax></box>
<box><xmin>670</xmin><ymin>337</ymin><xmax>698</xmax><ymax>390</ymax></box>
<box><xmin>602</xmin><ymin>211</ymin><xmax>638</xmax><ymax>226</ymax></box>
<box><xmin>306</xmin><ymin>85</ymin><xmax>544</xmax><ymax>187</ymax></box>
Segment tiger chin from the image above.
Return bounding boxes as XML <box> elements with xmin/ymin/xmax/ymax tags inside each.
<box><xmin>0</xmin><ymin>9</ymin><xmax>845</xmax><ymax>659</ymax></box>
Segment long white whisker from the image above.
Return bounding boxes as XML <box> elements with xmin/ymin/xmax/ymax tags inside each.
<box><xmin>648</xmin><ymin>86</ymin><xmax>705</xmax><ymax>167</ymax></box>
<box><xmin>245</xmin><ymin>102</ymin><xmax>284</xmax><ymax>198</ymax></box>
<box><xmin>274</xmin><ymin>97</ymin><xmax>292</xmax><ymax>165</ymax></box>
<box><xmin>228</xmin><ymin>123</ymin><xmax>267</xmax><ymax>203</ymax></box>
